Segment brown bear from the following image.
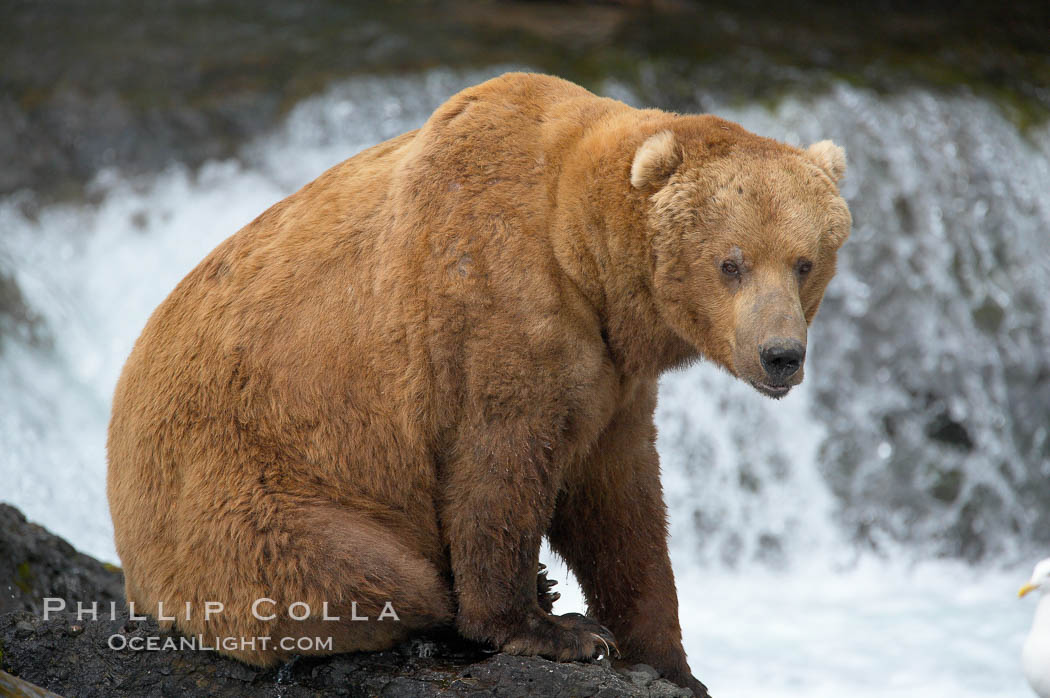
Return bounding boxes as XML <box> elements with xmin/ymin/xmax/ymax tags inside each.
<box><xmin>107</xmin><ymin>72</ymin><xmax>850</xmax><ymax>696</ymax></box>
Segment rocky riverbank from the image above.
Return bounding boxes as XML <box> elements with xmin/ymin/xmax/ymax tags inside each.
<box><xmin>0</xmin><ymin>503</ymin><xmax>692</xmax><ymax>697</ymax></box>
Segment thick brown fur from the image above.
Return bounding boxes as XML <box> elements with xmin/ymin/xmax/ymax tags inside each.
<box><xmin>107</xmin><ymin>72</ymin><xmax>850</xmax><ymax>695</ymax></box>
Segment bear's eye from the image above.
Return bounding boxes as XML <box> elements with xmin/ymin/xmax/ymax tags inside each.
<box><xmin>721</xmin><ymin>260</ymin><xmax>740</xmax><ymax>278</ymax></box>
<box><xmin>797</xmin><ymin>259</ymin><xmax>813</xmax><ymax>276</ymax></box>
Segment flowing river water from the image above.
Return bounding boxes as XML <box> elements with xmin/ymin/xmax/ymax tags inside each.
<box><xmin>1</xmin><ymin>65</ymin><xmax>1047</xmax><ymax>696</ymax></box>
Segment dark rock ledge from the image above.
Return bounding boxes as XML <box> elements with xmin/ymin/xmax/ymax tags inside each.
<box><xmin>0</xmin><ymin>504</ymin><xmax>691</xmax><ymax>697</ymax></box>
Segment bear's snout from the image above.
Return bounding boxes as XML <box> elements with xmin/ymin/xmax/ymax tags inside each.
<box><xmin>759</xmin><ymin>339</ymin><xmax>806</xmax><ymax>384</ymax></box>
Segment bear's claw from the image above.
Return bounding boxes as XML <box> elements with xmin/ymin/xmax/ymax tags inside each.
<box><xmin>501</xmin><ymin>610</ymin><xmax>619</xmax><ymax>663</ymax></box>
<box><xmin>537</xmin><ymin>563</ymin><xmax>561</xmax><ymax>613</ymax></box>
<box><xmin>559</xmin><ymin>612</ymin><xmax>618</xmax><ymax>660</ymax></box>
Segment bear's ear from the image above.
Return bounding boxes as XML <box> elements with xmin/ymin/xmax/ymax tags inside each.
<box><xmin>631</xmin><ymin>130</ymin><xmax>682</xmax><ymax>189</ymax></box>
<box><xmin>805</xmin><ymin>140</ymin><xmax>847</xmax><ymax>183</ymax></box>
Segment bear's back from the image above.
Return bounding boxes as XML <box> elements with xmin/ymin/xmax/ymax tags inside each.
<box><xmin>107</xmin><ymin>74</ymin><xmax>620</xmax><ymax>503</ymax></box>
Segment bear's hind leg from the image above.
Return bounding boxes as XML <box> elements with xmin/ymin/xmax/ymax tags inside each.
<box><xmin>178</xmin><ymin>502</ymin><xmax>454</xmax><ymax>667</ymax></box>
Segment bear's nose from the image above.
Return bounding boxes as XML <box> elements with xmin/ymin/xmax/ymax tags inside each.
<box><xmin>759</xmin><ymin>340</ymin><xmax>805</xmax><ymax>383</ymax></box>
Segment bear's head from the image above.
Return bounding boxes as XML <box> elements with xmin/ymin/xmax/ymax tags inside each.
<box><xmin>631</xmin><ymin>120</ymin><xmax>851</xmax><ymax>398</ymax></box>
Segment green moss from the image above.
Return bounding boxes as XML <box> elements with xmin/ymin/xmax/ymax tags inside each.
<box><xmin>8</xmin><ymin>0</ymin><xmax>1048</xmax><ymax>126</ymax></box>
<box><xmin>14</xmin><ymin>562</ymin><xmax>33</xmax><ymax>594</ymax></box>
<box><xmin>102</xmin><ymin>562</ymin><xmax>123</xmax><ymax>574</ymax></box>
<box><xmin>3</xmin><ymin>0</ymin><xmax>1049</xmax><ymax>205</ymax></box>
<box><xmin>973</xmin><ymin>298</ymin><xmax>1005</xmax><ymax>334</ymax></box>
<box><xmin>930</xmin><ymin>468</ymin><xmax>965</xmax><ymax>504</ymax></box>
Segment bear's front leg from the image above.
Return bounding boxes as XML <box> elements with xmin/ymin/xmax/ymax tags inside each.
<box><xmin>442</xmin><ymin>416</ymin><xmax>617</xmax><ymax>662</ymax></box>
<box><xmin>547</xmin><ymin>384</ymin><xmax>709</xmax><ymax>697</ymax></box>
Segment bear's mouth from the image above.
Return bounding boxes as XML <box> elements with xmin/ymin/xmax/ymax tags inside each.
<box><xmin>750</xmin><ymin>380</ymin><xmax>792</xmax><ymax>399</ymax></box>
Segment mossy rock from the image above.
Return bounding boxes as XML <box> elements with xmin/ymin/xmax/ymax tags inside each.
<box><xmin>13</xmin><ymin>562</ymin><xmax>33</xmax><ymax>594</ymax></box>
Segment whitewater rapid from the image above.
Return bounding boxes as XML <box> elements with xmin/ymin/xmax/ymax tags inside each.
<box><xmin>1</xmin><ymin>67</ymin><xmax>1044</xmax><ymax>696</ymax></box>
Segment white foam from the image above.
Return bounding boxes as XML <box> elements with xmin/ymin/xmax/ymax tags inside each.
<box><xmin>0</xmin><ymin>68</ymin><xmax>1044</xmax><ymax>696</ymax></box>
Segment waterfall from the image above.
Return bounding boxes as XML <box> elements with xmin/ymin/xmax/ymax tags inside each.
<box><xmin>1</xmin><ymin>67</ymin><xmax>1044</xmax><ymax>696</ymax></box>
